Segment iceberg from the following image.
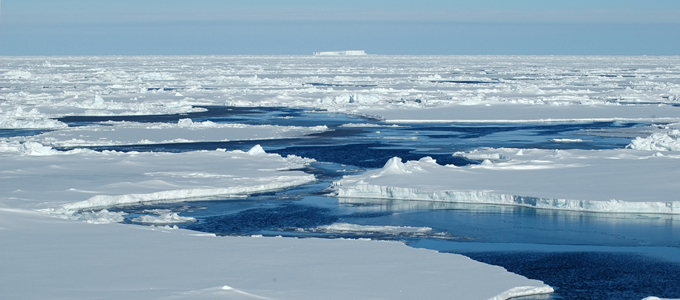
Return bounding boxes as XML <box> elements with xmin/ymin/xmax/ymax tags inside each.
<box><xmin>313</xmin><ymin>50</ymin><xmax>367</xmax><ymax>56</ymax></box>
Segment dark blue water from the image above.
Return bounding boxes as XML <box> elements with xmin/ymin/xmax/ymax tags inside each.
<box><xmin>462</xmin><ymin>252</ymin><xmax>680</xmax><ymax>300</ymax></box>
<box><xmin>0</xmin><ymin>129</ymin><xmax>52</xmax><ymax>138</ymax></box>
<box><xmin>44</xmin><ymin>106</ymin><xmax>680</xmax><ymax>299</ymax></box>
<box><xmin>55</xmin><ymin>106</ymin><xmax>641</xmax><ymax>168</ymax></box>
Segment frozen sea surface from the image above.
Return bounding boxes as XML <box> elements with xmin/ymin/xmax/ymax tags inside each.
<box><xmin>4</xmin><ymin>55</ymin><xmax>680</xmax><ymax>299</ymax></box>
<box><xmin>53</xmin><ymin>106</ymin><xmax>647</xmax><ymax>168</ymax></box>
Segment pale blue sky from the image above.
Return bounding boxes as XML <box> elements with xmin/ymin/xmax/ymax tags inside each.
<box><xmin>1</xmin><ymin>0</ymin><xmax>679</xmax><ymax>55</ymax></box>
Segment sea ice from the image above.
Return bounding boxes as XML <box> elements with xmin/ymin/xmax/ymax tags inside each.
<box><xmin>0</xmin><ymin>207</ymin><xmax>553</xmax><ymax>300</ymax></box>
<box><xmin>334</xmin><ymin>148</ymin><xmax>680</xmax><ymax>214</ymax></box>
<box><xmin>0</xmin><ymin>145</ymin><xmax>315</xmax><ymax>211</ymax></box>
<box><xmin>315</xmin><ymin>223</ymin><xmax>433</xmax><ymax>235</ymax></box>
<box><xmin>628</xmin><ymin>129</ymin><xmax>680</xmax><ymax>151</ymax></box>
<box><xmin>2</xmin><ymin>120</ymin><xmax>327</xmax><ymax>147</ymax></box>
<box><xmin>131</xmin><ymin>210</ymin><xmax>197</xmax><ymax>224</ymax></box>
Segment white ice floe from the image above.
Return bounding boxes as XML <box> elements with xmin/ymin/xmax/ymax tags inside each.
<box><xmin>131</xmin><ymin>209</ymin><xmax>196</xmax><ymax>224</ymax></box>
<box><xmin>551</xmin><ymin>138</ymin><xmax>584</xmax><ymax>143</ymax></box>
<box><xmin>0</xmin><ymin>207</ymin><xmax>553</xmax><ymax>300</ymax></box>
<box><xmin>4</xmin><ymin>120</ymin><xmax>327</xmax><ymax>147</ymax></box>
<box><xmin>0</xmin><ymin>145</ymin><xmax>315</xmax><ymax>211</ymax></box>
<box><xmin>333</xmin><ymin>148</ymin><xmax>680</xmax><ymax>214</ymax></box>
<box><xmin>316</xmin><ymin>223</ymin><xmax>433</xmax><ymax>235</ymax></box>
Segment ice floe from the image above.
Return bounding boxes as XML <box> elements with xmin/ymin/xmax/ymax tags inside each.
<box><xmin>0</xmin><ymin>145</ymin><xmax>315</xmax><ymax>211</ymax></box>
<box><xmin>315</xmin><ymin>223</ymin><xmax>433</xmax><ymax>235</ymax></box>
<box><xmin>3</xmin><ymin>120</ymin><xmax>327</xmax><ymax>147</ymax></box>
<box><xmin>0</xmin><ymin>207</ymin><xmax>553</xmax><ymax>300</ymax></box>
<box><xmin>334</xmin><ymin>148</ymin><xmax>680</xmax><ymax>214</ymax></box>
<box><xmin>131</xmin><ymin>209</ymin><xmax>197</xmax><ymax>224</ymax></box>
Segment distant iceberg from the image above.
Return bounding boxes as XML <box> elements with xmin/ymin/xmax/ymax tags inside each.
<box><xmin>313</xmin><ymin>50</ymin><xmax>367</xmax><ymax>56</ymax></box>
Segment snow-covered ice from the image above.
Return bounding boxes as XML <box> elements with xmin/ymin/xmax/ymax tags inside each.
<box><xmin>5</xmin><ymin>55</ymin><xmax>680</xmax><ymax>299</ymax></box>
<box><xmin>0</xmin><ymin>145</ymin><xmax>315</xmax><ymax>210</ymax></box>
<box><xmin>628</xmin><ymin>124</ymin><xmax>680</xmax><ymax>151</ymax></box>
<box><xmin>3</xmin><ymin>56</ymin><xmax>680</xmax><ymax>127</ymax></box>
<box><xmin>0</xmin><ymin>207</ymin><xmax>553</xmax><ymax>300</ymax></box>
<box><xmin>334</xmin><ymin>149</ymin><xmax>680</xmax><ymax>214</ymax></box>
<box><xmin>3</xmin><ymin>119</ymin><xmax>327</xmax><ymax>147</ymax></box>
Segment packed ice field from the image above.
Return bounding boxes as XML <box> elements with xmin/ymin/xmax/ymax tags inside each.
<box><xmin>1</xmin><ymin>56</ymin><xmax>680</xmax><ymax>300</ymax></box>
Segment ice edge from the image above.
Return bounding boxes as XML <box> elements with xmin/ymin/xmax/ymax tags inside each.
<box><xmin>335</xmin><ymin>185</ymin><xmax>680</xmax><ymax>214</ymax></box>
<box><xmin>488</xmin><ymin>285</ymin><xmax>555</xmax><ymax>300</ymax></box>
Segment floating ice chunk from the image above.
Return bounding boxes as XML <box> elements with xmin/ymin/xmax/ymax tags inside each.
<box><xmin>132</xmin><ymin>211</ymin><xmax>196</xmax><ymax>224</ymax></box>
<box><xmin>316</xmin><ymin>223</ymin><xmax>432</xmax><ymax>235</ymax></box>
<box><xmin>454</xmin><ymin>151</ymin><xmax>508</xmax><ymax>161</ymax></box>
<box><xmin>551</xmin><ymin>138</ymin><xmax>584</xmax><ymax>143</ymax></box>
<box><xmin>489</xmin><ymin>286</ymin><xmax>555</xmax><ymax>300</ymax></box>
<box><xmin>247</xmin><ymin>144</ymin><xmax>266</xmax><ymax>155</ymax></box>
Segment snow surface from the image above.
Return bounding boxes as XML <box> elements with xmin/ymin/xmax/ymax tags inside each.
<box><xmin>2</xmin><ymin>56</ymin><xmax>680</xmax><ymax>128</ymax></box>
<box><xmin>361</xmin><ymin>104</ymin><xmax>680</xmax><ymax>123</ymax></box>
<box><xmin>6</xmin><ymin>55</ymin><xmax>680</xmax><ymax>299</ymax></box>
<box><xmin>0</xmin><ymin>208</ymin><xmax>553</xmax><ymax>300</ymax></box>
<box><xmin>334</xmin><ymin>149</ymin><xmax>680</xmax><ymax>214</ymax></box>
<box><xmin>3</xmin><ymin>120</ymin><xmax>327</xmax><ymax>147</ymax></box>
<box><xmin>0</xmin><ymin>145</ymin><xmax>315</xmax><ymax>211</ymax></box>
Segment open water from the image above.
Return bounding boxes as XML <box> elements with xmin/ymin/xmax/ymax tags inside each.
<box><xmin>54</xmin><ymin>106</ymin><xmax>680</xmax><ymax>300</ymax></box>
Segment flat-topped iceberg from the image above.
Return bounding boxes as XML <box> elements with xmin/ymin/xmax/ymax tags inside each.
<box><xmin>333</xmin><ymin>148</ymin><xmax>680</xmax><ymax>214</ymax></box>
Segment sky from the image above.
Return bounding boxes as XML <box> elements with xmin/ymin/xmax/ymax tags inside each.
<box><xmin>1</xmin><ymin>0</ymin><xmax>679</xmax><ymax>55</ymax></box>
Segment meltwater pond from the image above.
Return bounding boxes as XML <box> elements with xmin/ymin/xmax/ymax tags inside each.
<box><xmin>57</xmin><ymin>106</ymin><xmax>679</xmax><ymax>300</ymax></box>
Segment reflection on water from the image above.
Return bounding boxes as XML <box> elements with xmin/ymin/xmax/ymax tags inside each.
<box><xmin>338</xmin><ymin>197</ymin><xmax>680</xmax><ymax>247</ymax></box>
